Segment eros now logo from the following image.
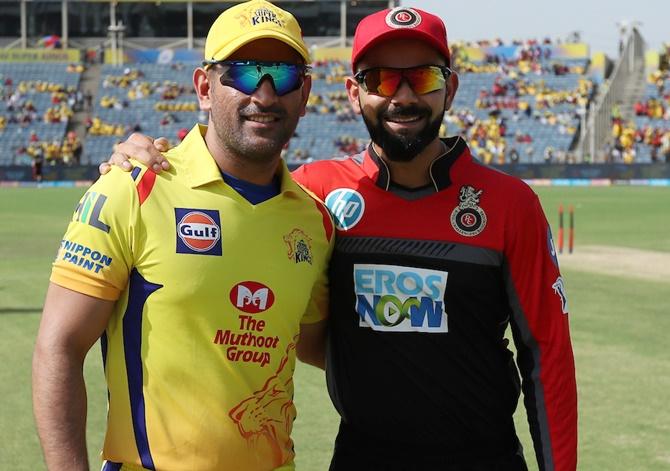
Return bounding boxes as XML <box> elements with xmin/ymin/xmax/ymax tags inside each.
<box><xmin>229</xmin><ymin>281</ymin><xmax>275</xmax><ymax>314</ymax></box>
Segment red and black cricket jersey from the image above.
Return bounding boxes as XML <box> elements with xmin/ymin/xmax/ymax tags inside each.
<box><xmin>292</xmin><ymin>137</ymin><xmax>577</xmax><ymax>471</ymax></box>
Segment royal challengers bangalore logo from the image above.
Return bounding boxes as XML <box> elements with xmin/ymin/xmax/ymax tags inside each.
<box><xmin>450</xmin><ymin>185</ymin><xmax>487</xmax><ymax>237</ymax></box>
<box><xmin>385</xmin><ymin>7</ymin><xmax>422</xmax><ymax>29</ymax></box>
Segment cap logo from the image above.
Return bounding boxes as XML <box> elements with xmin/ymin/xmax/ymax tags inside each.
<box><xmin>386</xmin><ymin>8</ymin><xmax>422</xmax><ymax>29</ymax></box>
<box><xmin>251</xmin><ymin>7</ymin><xmax>284</xmax><ymax>27</ymax></box>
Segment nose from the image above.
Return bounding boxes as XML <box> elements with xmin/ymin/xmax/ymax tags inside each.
<box><xmin>391</xmin><ymin>79</ymin><xmax>419</xmax><ymax>105</ymax></box>
<box><xmin>250</xmin><ymin>76</ymin><xmax>280</xmax><ymax>106</ymax></box>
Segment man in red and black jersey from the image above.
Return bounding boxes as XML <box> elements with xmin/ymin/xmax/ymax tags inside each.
<box><xmin>103</xmin><ymin>6</ymin><xmax>577</xmax><ymax>471</ymax></box>
<box><xmin>292</xmin><ymin>9</ymin><xmax>577</xmax><ymax>471</ymax></box>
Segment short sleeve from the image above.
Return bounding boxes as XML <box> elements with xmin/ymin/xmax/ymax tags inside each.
<box><xmin>50</xmin><ymin>168</ymin><xmax>139</xmax><ymax>300</ymax></box>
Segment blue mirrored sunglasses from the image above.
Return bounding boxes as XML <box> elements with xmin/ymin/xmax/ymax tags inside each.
<box><xmin>203</xmin><ymin>60</ymin><xmax>310</xmax><ymax>96</ymax></box>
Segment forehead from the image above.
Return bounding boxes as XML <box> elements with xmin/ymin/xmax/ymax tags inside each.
<box><xmin>357</xmin><ymin>38</ymin><xmax>445</xmax><ymax>70</ymax></box>
<box><xmin>227</xmin><ymin>38</ymin><xmax>303</xmax><ymax>63</ymax></box>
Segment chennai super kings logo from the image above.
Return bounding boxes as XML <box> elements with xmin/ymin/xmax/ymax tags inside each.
<box><xmin>250</xmin><ymin>7</ymin><xmax>284</xmax><ymax>27</ymax></box>
<box><xmin>450</xmin><ymin>185</ymin><xmax>487</xmax><ymax>237</ymax></box>
<box><xmin>283</xmin><ymin>228</ymin><xmax>313</xmax><ymax>265</ymax></box>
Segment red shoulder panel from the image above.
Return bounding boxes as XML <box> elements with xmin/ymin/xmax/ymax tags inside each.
<box><xmin>136</xmin><ymin>170</ymin><xmax>157</xmax><ymax>206</ymax></box>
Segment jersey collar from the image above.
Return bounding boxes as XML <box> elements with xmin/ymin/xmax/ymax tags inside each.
<box><xmin>180</xmin><ymin>124</ymin><xmax>301</xmax><ymax>197</ymax></box>
<box><xmin>363</xmin><ymin>136</ymin><xmax>468</xmax><ymax>192</ymax></box>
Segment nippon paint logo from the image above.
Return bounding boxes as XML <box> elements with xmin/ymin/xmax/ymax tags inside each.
<box><xmin>324</xmin><ymin>188</ymin><xmax>365</xmax><ymax>231</ymax></box>
<box><xmin>230</xmin><ymin>281</ymin><xmax>275</xmax><ymax>314</ymax></box>
<box><xmin>354</xmin><ymin>264</ymin><xmax>448</xmax><ymax>333</ymax></box>
<box><xmin>175</xmin><ymin>208</ymin><xmax>222</xmax><ymax>256</ymax></box>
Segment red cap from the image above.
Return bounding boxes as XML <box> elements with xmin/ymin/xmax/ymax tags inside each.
<box><xmin>351</xmin><ymin>7</ymin><xmax>450</xmax><ymax>71</ymax></box>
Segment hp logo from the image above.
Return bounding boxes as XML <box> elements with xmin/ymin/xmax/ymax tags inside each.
<box><xmin>325</xmin><ymin>188</ymin><xmax>365</xmax><ymax>231</ymax></box>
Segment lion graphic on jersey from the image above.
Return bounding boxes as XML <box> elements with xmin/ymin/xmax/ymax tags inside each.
<box><xmin>229</xmin><ymin>337</ymin><xmax>298</xmax><ymax>466</ymax></box>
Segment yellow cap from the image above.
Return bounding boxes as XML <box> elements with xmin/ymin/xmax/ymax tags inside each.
<box><xmin>205</xmin><ymin>0</ymin><xmax>310</xmax><ymax>63</ymax></box>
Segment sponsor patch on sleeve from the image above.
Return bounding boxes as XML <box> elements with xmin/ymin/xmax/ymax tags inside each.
<box><xmin>72</xmin><ymin>190</ymin><xmax>110</xmax><ymax>233</ymax></box>
<box><xmin>57</xmin><ymin>239</ymin><xmax>113</xmax><ymax>274</ymax></box>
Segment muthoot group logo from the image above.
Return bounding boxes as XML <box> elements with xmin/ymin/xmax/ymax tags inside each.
<box><xmin>354</xmin><ymin>264</ymin><xmax>448</xmax><ymax>333</ymax></box>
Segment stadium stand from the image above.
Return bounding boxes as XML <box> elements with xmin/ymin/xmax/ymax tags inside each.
<box><xmin>83</xmin><ymin>63</ymin><xmax>202</xmax><ymax>164</ymax></box>
<box><xmin>620</xmin><ymin>67</ymin><xmax>670</xmax><ymax>162</ymax></box>
<box><xmin>0</xmin><ymin>54</ymin><xmax>603</xmax><ymax>167</ymax></box>
<box><xmin>2</xmin><ymin>39</ymin><xmax>669</xmax><ymax>175</ymax></box>
<box><xmin>444</xmin><ymin>41</ymin><xmax>592</xmax><ymax>164</ymax></box>
<box><xmin>0</xmin><ymin>63</ymin><xmax>82</xmax><ymax>166</ymax></box>
<box><xmin>286</xmin><ymin>43</ymin><xmax>594</xmax><ymax>164</ymax></box>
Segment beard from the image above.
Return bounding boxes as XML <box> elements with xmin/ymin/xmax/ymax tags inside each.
<box><xmin>361</xmin><ymin>103</ymin><xmax>445</xmax><ymax>162</ymax></box>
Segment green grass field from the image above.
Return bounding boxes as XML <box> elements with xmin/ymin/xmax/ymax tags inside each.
<box><xmin>1</xmin><ymin>185</ymin><xmax>669</xmax><ymax>470</ymax></box>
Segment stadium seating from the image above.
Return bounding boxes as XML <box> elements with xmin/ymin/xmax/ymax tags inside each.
<box><xmin>0</xmin><ymin>56</ymin><xmax>595</xmax><ymax>167</ymax></box>
<box><xmin>83</xmin><ymin>63</ymin><xmax>202</xmax><ymax>164</ymax></box>
<box><xmin>4</xmin><ymin>41</ymin><xmax>668</xmax><ymax>170</ymax></box>
<box><xmin>78</xmin><ymin>54</ymin><xmax>594</xmax><ymax>165</ymax></box>
<box><xmin>445</xmin><ymin>53</ymin><xmax>591</xmax><ymax>164</ymax></box>
<box><xmin>621</xmin><ymin>70</ymin><xmax>670</xmax><ymax>162</ymax></box>
<box><xmin>0</xmin><ymin>63</ymin><xmax>81</xmax><ymax>165</ymax></box>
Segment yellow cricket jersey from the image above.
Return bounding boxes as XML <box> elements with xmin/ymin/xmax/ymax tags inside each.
<box><xmin>50</xmin><ymin>124</ymin><xmax>334</xmax><ymax>471</ymax></box>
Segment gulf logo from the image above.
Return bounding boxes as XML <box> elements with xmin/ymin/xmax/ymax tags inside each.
<box><xmin>230</xmin><ymin>281</ymin><xmax>275</xmax><ymax>314</ymax></box>
<box><xmin>175</xmin><ymin>208</ymin><xmax>222</xmax><ymax>256</ymax></box>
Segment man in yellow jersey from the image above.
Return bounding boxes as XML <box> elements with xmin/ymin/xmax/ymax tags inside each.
<box><xmin>32</xmin><ymin>2</ymin><xmax>334</xmax><ymax>470</ymax></box>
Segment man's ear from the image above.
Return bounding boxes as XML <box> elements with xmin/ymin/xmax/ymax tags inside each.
<box><xmin>345</xmin><ymin>76</ymin><xmax>362</xmax><ymax>115</ymax></box>
<box><xmin>299</xmin><ymin>75</ymin><xmax>312</xmax><ymax>117</ymax></box>
<box><xmin>194</xmin><ymin>67</ymin><xmax>211</xmax><ymax>112</ymax></box>
<box><xmin>444</xmin><ymin>72</ymin><xmax>459</xmax><ymax>111</ymax></box>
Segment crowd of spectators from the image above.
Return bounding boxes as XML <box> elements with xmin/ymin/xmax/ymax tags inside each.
<box><xmin>609</xmin><ymin>118</ymin><xmax>670</xmax><ymax>163</ymax></box>
<box><xmin>86</xmin><ymin>66</ymin><xmax>198</xmax><ymax>148</ymax></box>
<box><xmin>450</xmin><ymin>38</ymin><xmax>588</xmax><ymax>77</ymax></box>
<box><xmin>436</xmin><ymin>43</ymin><xmax>595</xmax><ymax>164</ymax></box>
<box><xmin>1</xmin><ymin>66</ymin><xmax>87</xmax><ymax>168</ymax></box>
<box><xmin>86</xmin><ymin>116</ymin><xmax>128</xmax><ymax>137</ymax></box>
<box><xmin>334</xmin><ymin>135</ymin><xmax>366</xmax><ymax>154</ymax></box>
<box><xmin>607</xmin><ymin>68</ymin><xmax>670</xmax><ymax>163</ymax></box>
<box><xmin>305</xmin><ymin>90</ymin><xmax>357</xmax><ymax>122</ymax></box>
<box><xmin>632</xmin><ymin>70</ymin><xmax>670</xmax><ymax>119</ymax></box>
<box><xmin>3</xmin><ymin>39</ymin><xmax>669</xmax><ymax>168</ymax></box>
<box><xmin>280</xmin><ymin>38</ymin><xmax>601</xmax><ymax>163</ymax></box>
<box><xmin>154</xmin><ymin>101</ymin><xmax>198</xmax><ymax>112</ymax></box>
<box><xmin>1</xmin><ymin>78</ymin><xmax>81</xmax><ymax>128</ymax></box>
<box><xmin>290</xmin><ymin>49</ymin><xmax>594</xmax><ymax>163</ymax></box>
<box><xmin>101</xmin><ymin>67</ymin><xmax>195</xmax><ymax>102</ymax></box>
<box><xmin>16</xmin><ymin>131</ymin><xmax>82</xmax><ymax>168</ymax></box>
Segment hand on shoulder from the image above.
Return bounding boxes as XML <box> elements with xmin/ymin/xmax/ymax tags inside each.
<box><xmin>99</xmin><ymin>133</ymin><xmax>172</xmax><ymax>175</ymax></box>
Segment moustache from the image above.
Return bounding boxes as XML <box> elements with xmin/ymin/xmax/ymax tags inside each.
<box><xmin>382</xmin><ymin>105</ymin><xmax>431</xmax><ymax>121</ymax></box>
<box><xmin>239</xmin><ymin>105</ymin><xmax>287</xmax><ymax>118</ymax></box>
